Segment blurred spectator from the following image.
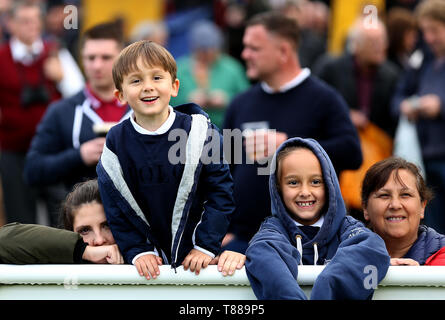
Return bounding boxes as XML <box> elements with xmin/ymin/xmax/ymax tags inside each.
<box><xmin>314</xmin><ymin>18</ymin><xmax>399</xmax><ymax>219</ymax></box>
<box><xmin>386</xmin><ymin>7</ymin><xmax>419</xmax><ymax>71</ymax></box>
<box><xmin>222</xmin><ymin>12</ymin><xmax>362</xmax><ymax>253</ymax></box>
<box><xmin>391</xmin><ymin>0</ymin><xmax>445</xmax><ymax>234</ymax></box>
<box><xmin>24</xmin><ymin>21</ymin><xmax>130</xmax><ymax>225</ymax></box>
<box><xmin>0</xmin><ymin>0</ymin><xmax>11</xmax><ymax>42</ymax></box>
<box><xmin>130</xmin><ymin>20</ymin><xmax>169</xmax><ymax>47</ymax></box>
<box><xmin>166</xmin><ymin>0</ymin><xmax>211</xmax><ymax>13</ymax></box>
<box><xmin>171</xmin><ymin>20</ymin><xmax>249</xmax><ymax>129</ymax></box>
<box><xmin>44</xmin><ymin>0</ymin><xmax>82</xmax><ymax>60</ymax></box>
<box><xmin>222</xmin><ymin>1</ymin><xmax>247</xmax><ymax>65</ymax></box>
<box><xmin>210</xmin><ymin>0</ymin><xmax>272</xmax><ymax>65</ymax></box>
<box><xmin>277</xmin><ymin>0</ymin><xmax>328</xmax><ymax>69</ymax></box>
<box><xmin>386</xmin><ymin>0</ymin><xmax>421</xmax><ymax>11</ymax></box>
<box><xmin>315</xmin><ymin>18</ymin><xmax>399</xmax><ymax>137</ymax></box>
<box><xmin>0</xmin><ymin>0</ymin><xmax>83</xmax><ymax>225</ymax></box>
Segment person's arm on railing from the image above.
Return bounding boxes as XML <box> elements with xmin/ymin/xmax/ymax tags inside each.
<box><xmin>0</xmin><ymin>223</ymin><xmax>123</xmax><ymax>264</ymax></box>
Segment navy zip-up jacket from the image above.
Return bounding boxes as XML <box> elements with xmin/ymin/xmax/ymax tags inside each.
<box><xmin>405</xmin><ymin>225</ymin><xmax>445</xmax><ymax>265</ymax></box>
<box><xmin>96</xmin><ymin>103</ymin><xmax>234</xmax><ymax>267</ymax></box>
<box><xmin>245</xmin><ymin>137</ymin><xmax>390</xmax><ymax>300</ymax></box>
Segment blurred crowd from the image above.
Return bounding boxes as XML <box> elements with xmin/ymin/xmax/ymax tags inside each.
<box><xmin>0</xmin><ymin>0</ymin><xmax>444</xmax><ymax>239</ymax></box>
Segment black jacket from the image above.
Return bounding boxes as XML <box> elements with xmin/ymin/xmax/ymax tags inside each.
<box><xmin>314</xmin><ymin>53</ymin><xmax>400</xmax><ymax>137</ymax></box>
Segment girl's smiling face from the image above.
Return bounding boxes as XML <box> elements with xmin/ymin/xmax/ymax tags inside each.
<box><xmin>279</xmin><ymin>148</ymin><xmax>326</xmax><ymax>225</ymax></box>
<box><xmin>363</xmin><ymin>169</ymin><xmax>426</xmax><ymax>243</ymax></box>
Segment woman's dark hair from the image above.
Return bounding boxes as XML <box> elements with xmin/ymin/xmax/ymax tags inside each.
<box><xmin>59</xmin><ymin>179</ymin><xmax>102</xmax><ymax>230</ymax></box>
<box><xmin>386</xmin><ymin>7</ymin><xmax>417</xmax><ymax>57</ymax></box>
<box><xmin>361</xmin><ymin>157</ymin><xmax>433</xmax><ymax>208</ymax></box>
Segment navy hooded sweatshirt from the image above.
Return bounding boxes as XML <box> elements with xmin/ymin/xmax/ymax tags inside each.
<box><xmin>245</xmin><ymin>137</ymin><xmax>390</xmax><ymax>300</ymax></box>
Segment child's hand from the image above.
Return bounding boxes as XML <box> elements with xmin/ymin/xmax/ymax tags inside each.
<box><xmin>134</xmin><ymin>254</ymin><xmax>163</xmax><ymax>279</ymax></box>
<box><xmin>182</xmin><ymin>249</ymin><xmax>212</xmax><ymax>275</ymax></box>
<box><xmin>390</xmin><ymin>258</ymin><xmax>419</xmax><ymax>266</ymax></box>
<box><xmin>211</xmin><ymin>250</ymin><xmax>246</xmax><ymax>276</ymax></box>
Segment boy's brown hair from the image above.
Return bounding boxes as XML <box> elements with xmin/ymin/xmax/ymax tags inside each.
<box><xmin>112</xmin><ymin>40</ymin><xmax>177</xmax><ymax>92</ymax></box>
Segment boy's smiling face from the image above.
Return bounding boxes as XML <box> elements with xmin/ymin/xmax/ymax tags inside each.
<box><xmin>279</xmin><ymin>148</ymin><xmax>326</xmax><ymax>225</ymax></box>
<box><xmin>115</xmin><ymin>57</ymin><xmax>179</xmax><ymax>130</ymax></box>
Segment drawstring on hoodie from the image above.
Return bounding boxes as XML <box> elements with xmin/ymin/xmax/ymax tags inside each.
<box><xmin>313</xmin><ymin>242</ymin><xmax>318</xmax><ymax>265</ymax></box>
<box><xmin>296</xmin><ymin>235</ymin><xmax>303</xmax><ymax>265</ymax></box>
<box><xmin>295</xmin><ymin>235</ymin><xmax>319</xmax><ymax>265</ymax></box>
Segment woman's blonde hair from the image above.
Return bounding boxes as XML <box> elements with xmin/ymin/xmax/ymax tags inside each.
<box><xmin>416</xmin><ymin>0</ymin><xmax>445</xmax><ymax>25</ymax></box>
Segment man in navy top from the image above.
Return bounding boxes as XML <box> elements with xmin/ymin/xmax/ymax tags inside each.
<box><xmin>222</xmin><ymin>12</ymin><xmax>362</xmax><ymax>254</ymax></box>
<box><xmin>24</xmin><ymin>22</ymin><xmax>131</xmax><ymax>194</ymax></box>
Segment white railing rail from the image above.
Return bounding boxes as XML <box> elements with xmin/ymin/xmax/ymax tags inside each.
<box><xmin>1</xmin><ymin>265</ymin><xmax>445</xmax><ymax>300</ymax></box>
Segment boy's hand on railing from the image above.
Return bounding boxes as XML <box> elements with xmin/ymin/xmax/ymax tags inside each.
<box><xmin>211</xmin><ymin>250</ymin><xmax>246</xmax><ymax>276</ymax></box>
<box><xmin>134</xmin><ymin>254</ymin><xmax>163</xmax><ymax>279</ymax></box>
<box><xmin>82</xmin><ymin>244</ymin><xmax>124</xmax><ymax>264</ymax></box>
<box><xmin>182</xmin><ymin>249</ymin><xmax>212</xmax><ymax>275</ymax></box>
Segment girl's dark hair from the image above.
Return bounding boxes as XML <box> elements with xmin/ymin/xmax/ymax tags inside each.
<box><xmin>59</xmin><ymin>179</ymin><xmax>102</xmax><ymax>231</ymax></box>
<box><xmin>275</xmin><ymin>141</ymin><xmax>322</xmax><ymax>191</ymax></box>
<box><xmin>361</xmin><ymin>157</ymin><xmax>433</xmax><ymax>208</ymax></box>
<box><xmin>276</xmin><ymin>144</ymin><xmax>307</xmax><ymax>188</ymax></box>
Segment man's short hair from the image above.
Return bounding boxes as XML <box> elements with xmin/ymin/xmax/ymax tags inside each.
<box><xmin>8</xmin><ymin>0</ymin><xmax>41</xmax><ymax>18</ymax></box>
<box><xmin>112</xmin><ymin>40</ymin><xmax>177</xmax><ymax>92</ymax></box>
<box><xmin>246</xmin><ymin>11</ymin><xmax>300</xmax><ymax>49</ymax></box>
<box><xmin>80</xmin><ymin>21</ymin><xmax>125</xmax><ymax>49</ymax></box>
<box><xmin>416</xmin><ymin>0</ymin><xmax>445</xmax><ymax>25</ymax></box>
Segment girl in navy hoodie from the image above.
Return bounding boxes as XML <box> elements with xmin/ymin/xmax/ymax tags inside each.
<box><xmin>245</xmin><ymin>137</ymin><xmax>390</xmax><ymax>300</ymax></box>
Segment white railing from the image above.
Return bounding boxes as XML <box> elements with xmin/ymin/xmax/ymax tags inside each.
<box><xmin>1</xmin><ymin>265</ymin><xmax>445</xmax><ymax>300</ymax></box>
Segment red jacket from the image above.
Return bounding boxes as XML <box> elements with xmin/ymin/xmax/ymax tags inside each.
<box><xmin>425</xmin><ymin>247</ymin><xmax>445</xmax><ymax>266</ymax></box>
<box><xmin>0</xmin><ymin>41</ymin><xmax>61</xmax><ymax>152</ymax></box>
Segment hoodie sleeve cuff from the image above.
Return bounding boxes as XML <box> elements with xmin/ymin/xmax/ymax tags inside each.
<box><xmin>73</xmin><ymin>239</ymin><xmax>88</xmax><ymax>263</ymax></box>
<box><xmin>131</xmin><ymin>251</ymin><xmax>159</xmax><ymax>265</ymax></box>
<box><xmin>194</xmin><ymin>245</ymin><xmax>216</xmax><ymax>259</ymax></box>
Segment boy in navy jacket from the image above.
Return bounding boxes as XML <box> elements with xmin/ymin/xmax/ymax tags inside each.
<box><xmin>97</xmin><ymin>40</ymin><xmax>243</xmax><ymax>279</ymax></box>
<box><xmin>245</xmin><ymin>137</ymin><xmax>390</xmax><ymax>299</ymax></box>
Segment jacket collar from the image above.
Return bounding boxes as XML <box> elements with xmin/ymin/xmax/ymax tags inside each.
<box><xmin>10</xmin><ymin>37</ymin><xmax>44</xmax><ymax>65</ymax></box>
